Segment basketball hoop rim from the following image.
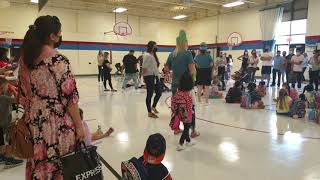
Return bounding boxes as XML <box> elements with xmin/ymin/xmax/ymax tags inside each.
<box><xmin>227</xmin><ymin>32</ymin><xmax>242</xmax><ymax>47</ymax></box>
<box><xmin>113</xmin><ymin>21</ymin><xmax>132</xmax><ymax>36</ymax></box>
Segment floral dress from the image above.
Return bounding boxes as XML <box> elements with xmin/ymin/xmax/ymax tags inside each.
<box><xmin>19</xmin><ymin>48</ymin><xmax>79</xmax><ymax>180</ymax></box>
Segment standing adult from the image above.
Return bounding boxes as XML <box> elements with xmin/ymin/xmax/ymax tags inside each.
<box><xmin>281</xmin><ymin>51</ymin><xmax>287</xmax><ymax>83</ymax></box>
<box><xmin>271</xmin><ymin>50</ymin><xmax>284</xmax><ymax>87</ymax></box>
<box><xmin>102</xmin><ymin>51</ymin><xmax>117</xmax><ymax>92</ymax></box>
<box><xmin>216</xmin><ymin>52</ymin><xmax>227</xmax><ymax>90</ymax></box>
<box><xmin>142</xmin><ymin>41</ymin><xmax>162</xmax><ymax>118</ymax></box>
<box><xmin>194</xmin><ymin>42</ymin><xmax>214</xmax><ymax>103</ymax></box>
<box><xmin>260</xmin><ymin>48</ymin><xmax>273</xmax><ymax>86</ymax></box>
<box><xmin>309</xmin><ymin>50</ymin><xmax>320</xmax><ymax>91</ymax></box>
<box><xmin>19</xmin><ymin>15</ymin><xmax>84</xmax><ymax>179</ymax></box>
<box><xmin>226</xmin><ymin>54</ymin><xmax>233</xmax><ymax>80</ymax></box>
<box><xmin>97</xmin><ymin>50</ymin><xmax>104</xmax><ymax>83</ymax></box>
<box><xmin>285</xmin><ymin>49</ymin><xmax>295</xmax><ymax>82</ymax></box>
<box><xmin>291</xmin><ymin>48</ymin><xmax>304</xmax><ymax>89</ymax></box>
<box><xmin>166</xmin><ymin>30</ymin><xmax>195</xmax><ymax>95</ymax></box>
<box><xmin>302</xmin><ymin>52</ymin><xmax>309</xmax><ymax>81</ymax></box>
<box><xmin>248</xmin><ymin>49</ymin><xmax>259</xmax><ymax>83</ymax></box>
<box><xmin>237</xmin><ymin>50</ymin><xmax>249</xmax><ymax>73</ymax></box>
<box><xmin>122</xmin><ymin>50</ymin><xmax>139</xmax><ymax>90</ymax></box>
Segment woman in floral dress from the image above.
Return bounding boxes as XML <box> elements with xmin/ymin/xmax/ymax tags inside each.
<box><xmin>19</xmin><ymin>15</ymin><xmax>84</xmax><ymax>180</ymax></box>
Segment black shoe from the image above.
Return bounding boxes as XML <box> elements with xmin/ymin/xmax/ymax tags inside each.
<box><xmin>271</xmin><ymin>84</ymin><xmax>275</xmax><ymax>87</ymax></box>
<box><xmin>4</xmin><ymin>158</ymin><xmax>23</xmax><ymax>169</ymax></box>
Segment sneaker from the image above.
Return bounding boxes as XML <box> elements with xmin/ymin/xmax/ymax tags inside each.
<box><xmin>186</xmin><ymin>141</ymin><xmax>196</xmax><ymax>147</ymax></box>
<box><xmin>111</xmin><ymin>89</ymin><xmax>117</xmax><ymax>92</ymax></box>
<box><xmin>177</xmin><ymin>144</ymin><xmax>185</xmax><ymax>151</ymax></box>
<box><xmin>4</xmin><ymin>158</ymin><xmax>23</xmax><ymax>169</ymax></box>
<box><xmin>104</xmin><ymin>89</ymin><xmax>110</xmax><ymax>91</ymax></box>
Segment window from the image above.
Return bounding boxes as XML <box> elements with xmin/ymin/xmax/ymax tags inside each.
<box><xmin>275</xmin><ymin>19</ymin><xmax>307</xmax><ymax>45</ymax></box>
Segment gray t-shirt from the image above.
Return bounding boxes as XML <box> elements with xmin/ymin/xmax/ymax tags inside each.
<box><xmin>0</xmin><ymin>95</ymin><xmax>14</xmax><ymax>129</ymax></box>
<box><xmin>166</xmin><ymin>50</ymin><xmax>194</xmax><ymax>90</ymax></box>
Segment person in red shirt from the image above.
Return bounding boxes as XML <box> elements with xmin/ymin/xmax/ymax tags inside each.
<box><xmin>0</xmin><ymin>48</ymin><xmax>9</xmax><ymax>68</ymax></box>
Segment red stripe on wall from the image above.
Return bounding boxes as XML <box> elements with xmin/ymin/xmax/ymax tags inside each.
<box><xmin>306</xmin><ymin>35</ymin><xmax>320</xmax><ymax>40</ymax></box>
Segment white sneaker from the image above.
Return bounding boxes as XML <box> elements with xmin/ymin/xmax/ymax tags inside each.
<box><xmin>177</xmin><ymin>144</ymin><xmax>185</xmax><ymax>151</ymax></box>
<box><xmin>186</xmin><ymin>141</ymin><xmax>196</xmax><ymax>147</ymax></box>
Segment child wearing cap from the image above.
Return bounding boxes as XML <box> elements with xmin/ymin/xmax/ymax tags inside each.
<box><xmin>139</xmin><ymin>133</ymin><xmax>172</xmax><ymax>180</ymax></box>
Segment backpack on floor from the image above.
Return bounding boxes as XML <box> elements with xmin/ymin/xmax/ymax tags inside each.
<box><xmin>289</xmin><ymin>100</ymin><xmax>306</xmax><ymax>118</ymax></box>
<box><xmin>121</xmin><ymin>157</ymin><xmax>148</xmax><ymax>180</ymax></box>
<box><xmin>240</xmin><ymin>92</ymin><xmax>252</xmax><ymax>109</ymax></box>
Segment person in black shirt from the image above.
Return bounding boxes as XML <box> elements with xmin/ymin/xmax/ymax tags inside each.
<box><xmin>102</xmin><ymin>52</ymin><xmax>117</xmax><ymax>92</ymax></box>
<box><xmin>122</xmin><ymin>50</ymin><xmax>139</xmax><ymax>89</ymax></box>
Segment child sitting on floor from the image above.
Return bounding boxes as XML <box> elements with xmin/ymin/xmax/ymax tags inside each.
<box><xmin>247</xmin><ymin>83</ymin><xmax>265</xmax><ymax>109</ymax></box>
<box><xmin>226</xmin><ymin>81</ymin><xmax>243</xmax><ymax>103</ymax></box>
<box><xmin>282</xmin><ymin>82</ymin><xmax>298</xmax><ymax>101</ymax></box>
<box><xmin>0</xmin><ymin>77</ymin><xmax>23</xmax><ymax>168</ymax></box>
<box><xmin>209</xmin><ymin>76</ymin><xmax>223</xmax><ymax>99</ymax></box>
<box><xmin>79</xmin><ymin>108</ymin><xmax>114</xmax><ymax>146</ymax></box>
<box><xmin>257</xmin><ymin>81</ymin><xmax>266</xmax><ymax>97</ymax></box>
<box><xmin>275</xmin><ymin>89</ymin><xmax>292</xmax><ymax>115</ymax></box>
<box><xmin>289</xmin><ymin>94</ymin><xmax>307</xmax><ymax>119</ymax></box>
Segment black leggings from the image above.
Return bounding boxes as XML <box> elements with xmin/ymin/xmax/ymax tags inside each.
<box><xmin>218</xmin><ymin>66</ymin><xmax>226</xmax><ymax>88</ymax></box>
<box><xmin>180</xmin><ymin>123</ymin><xmax>191</xmax><ymax>145</ymax></box>
<box><xmin>309</xmin><ymin>70</ymin><xmax>319</xmax><ymax>91</ymax></box>
<box><xmin>191</xmin><ymin>105</ymin><xmax>196</xmax><ymax>130</ymax></box>
<box><xmin>103</xmin><ymin>72</ymin><xmax>114</xmax><ymax>90</ymax></box>
<box><xmin>144</xmin><ymin>75</ymin><xmax>162</xmax><ymax>113</ymax></box>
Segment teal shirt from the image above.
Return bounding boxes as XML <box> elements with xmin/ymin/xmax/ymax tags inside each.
<box><xmin>166</xmin><ymin>50</ymin><xmax>194</xmax><ymax>90</ymax></box>
<box><xmin>195</xmin><ymin>54</ymin><xmax>213</xmax><ymax>69</ymax></box>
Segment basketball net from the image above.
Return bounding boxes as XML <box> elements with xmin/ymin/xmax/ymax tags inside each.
<box><xmin>0</xmin><ymin>31</ymin><xmax>14</xmax><ymax>46</ymax></box>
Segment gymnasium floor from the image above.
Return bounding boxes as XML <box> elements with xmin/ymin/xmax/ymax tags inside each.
<box><xmin>2</xmin><ymin>76</ymin><xmax>320</xmax><ymax>180</ymax></box>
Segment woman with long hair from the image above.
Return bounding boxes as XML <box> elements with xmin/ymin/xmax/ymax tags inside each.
<box><xmin>19</xmin><ymin>15</ymin><xmax>84</xmax><ymax>179</ymax></box>
<box><xmin>309</xmin><ymin>50</ymin><xmax>320</xmax><ymax>91</ymax></box>
<box><xmin>248</xmin><ymin>49</ymin><xmax>259</xmax><ymax>82</ymax></box>
<box><xmin>237</xmin><ymin>50</ymin><xmax>249</xmax><ymax>73</ymax></box>
<box><xmin>194</xmin><ymin>42</ymin><xmax>214</xmax><ymax>103</ymax></box>
<box><xmin>102</xmin><ymin>51</ymin><xmax>117</xmax><ymax>92</ymax></box>
<box><xmin>142</xmin><ymin>41</ymin><xmax>162</xmax><ymax>118</ymax></box>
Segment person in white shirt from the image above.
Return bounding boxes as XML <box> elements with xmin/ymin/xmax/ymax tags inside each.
<box><xmin>142</xmin><ymin>41</ymin><xmax>162</xmax><ymax>118</ymax></box>
<box><xmin>291</xmin><ymin>48</ymin><xmax>305</xmax><ymax>89</ymax></box>
<box><xmin>248</xmin><ymin>49</ymin><xmax>259</xmax><ymax>82</ymax></box>
<box><xmin>97</xmin><ymin>50</ymin><xmax>104</xmax><ymax>82</ymax></box>
<box><xmin>260</xmin><ymin>48</ymin><xmax>273</xmax><ymax>86</ymax></box>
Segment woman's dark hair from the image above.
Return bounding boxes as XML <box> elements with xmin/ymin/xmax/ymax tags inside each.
<box><xmin>282</xmin><ymin>83</ymin><xmax>291</xmax><ymax>96</ymax></box>
<box><xmin>251</xmin><ymin>49</ymin><xmax>257</xmax><ymax>58</ymax></box>
<box><xmin>303</xmin><ymin>84</ymin><xmax>314</xmax><ymax>94</ymax></box>
<box><xmin>147</xmin><ymin>41</ymin><xmax>160</xmax><ymax>67</ymax></box>
<box><xmin>259</xmin><ymin>81</ymin><xmax>266</xmax><ymax>86</ymax></box>
<box><xmin>234</xmin><ymin>81</ymin><xmax>242</xmax><ymax>88</ymax></box>
<box><xmin>247</xmin><ymin>83</ymin><xmax>256</xmax><ymax>92</ymax></box>
<box><xmin>79</xmin><ymin>108</ymin><xmax>84</xmax><ymax>120</ymax></box>
<box><xmin>0</xmin><ymin>48</ymin><xmax>8</xmax><ymax>60</ymax></box>
<box><xmin>179</xmin><ymin>72</ymin><xmax>194</xmax><ymax>91</ymax></box>
<box><xmin>22</xmin><ymin>15</ymin><xmax>61</xmax><ymax>69</ymax></box>
<box><xmin>243</xmin><ymin>50</ymin><xmax>249</xmax><ymax>57</ymax></box>
<box><xmin>191</xmin><ymin>50</ymin><xmax>196</xmax><ymax>59</ymax></box>
<box><xmin>299</xmin><ymin>93</ymin><xmax>306</xmax><ymax>101</ymax></box>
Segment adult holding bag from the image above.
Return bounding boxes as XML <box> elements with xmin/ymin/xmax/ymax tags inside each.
<box><xmin>18</xmin><ymin>15</ymin><xmax>85</xmax><ymax>180</ymax></box>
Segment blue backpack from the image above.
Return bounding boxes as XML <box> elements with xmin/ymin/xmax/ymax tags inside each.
<box><xmin>308</xmin><ymin>109</ymin><xmax>317</xmax><ymax>121</ymax></box>
<box><xmin>241</xmin><ymin>92</ymin><xmax>252</xmax><ymax>109</ymax></box>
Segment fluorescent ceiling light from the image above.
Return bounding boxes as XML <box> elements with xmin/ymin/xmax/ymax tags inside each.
<box><xmin>173</xmin><ymin>15</ymin><xmax>187</xmax><ymax>20</ymax></box>
<box><xmin>31</xmin><ymin>0</ymin><xmax>39</xmax><ymax>3</ymax></box>
<box><xmin>113</xmin><ymin>7</ymin><xmax>127</xmax><ymax>13</ymax></box>
<box><xmin>223</xmin><ymin>1</ymin><xmax>244</xmax><ymax>8</ymax></box>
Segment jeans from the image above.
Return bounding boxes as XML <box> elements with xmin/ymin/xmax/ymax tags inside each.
<box><xmin>179</xmin><ymin>123</ymin><xmax>191</xmax><ymax>145</ymax></box>
<box><xmin>309</xmin><ymin>70</ymin><xmax>319</xmax><ymax>91</ymax></box>
<box><xmin>144</xmin><ymin>75</ymin><xmax>162</xmax><ymax>113</ymax></box>
<box><xmin>272</xmin><ymin>69</ymin><xmax>282</xmax><ymax>86</ymax></box>
<box><xmin>98</xmin><ymin>66</ymin><xmax>103</xmax><ymax>82</ymax></box>
<box><xmin>122</xmin><ymin>73</ymin><xmax>139</xmax><ymax>89</ymax></box>
<box><xmin>291</xmin><ymin>71</ymin><xmax>303</xmax><ymax>89</ymax></box>
<box><xmin>103</xmin><ymin>72</ymin><xmax>114</xmax><ymax>90</ymax></box>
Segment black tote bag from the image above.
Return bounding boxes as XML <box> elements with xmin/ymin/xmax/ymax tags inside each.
<box><xmin>61</xmin><ymin>142</ymin><xmax>103</xmax><ymax>180</ymax></box>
